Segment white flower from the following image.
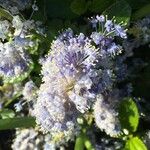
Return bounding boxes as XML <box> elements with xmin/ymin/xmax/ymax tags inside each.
<box><xmin>93</xmin><ymin>94</ymin><xmax>121</xmax><ymax>137</ymax></box>
<box><xmin>11</xmin><ymin>128</ymin><xmax>44</xmax><ymax>150</ymax></box>
<box><xmin>12</xmin><ymin>16</ymin><xmax>23</xmax><ymax>36</ymax></box>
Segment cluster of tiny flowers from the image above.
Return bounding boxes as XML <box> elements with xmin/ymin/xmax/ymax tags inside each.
<box><xmin>11</xmin><ymin>128</ymin><xmax>44</xmax><ymax>150</ymax></box>
<box><xmin>0</xmin><ymin>42</ymin><xmax>32</xmax><ymax>83</ymax></box>
<box><xmin>34</xmin><ymin>83</ymin><xmax>80</xmax><ymax>144</ymax></box>
<box><xmin>0</xmin><ymin>14</ymin><xmax>42</xmax><ymax>83</ymax></box>
<box><xmin>90</xmin><ymin>15</ymin><xmax>127</xmax><ymax>55</ymax></box>
<box><xmin>11</xmin><ymin>128</ymin><xmax>67</xmax><ymax>150</ymax></box>
<box><xmin>93</xmin><ymin>91</ymin><xmax>121</xmax><ymax>137</ymax></box>
<box><xmin>34</xmin><ymin>15</ymin><xmax>127</xmax><ymax>143</ymax></box>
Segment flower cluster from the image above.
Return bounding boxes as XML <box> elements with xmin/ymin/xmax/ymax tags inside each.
<box><xmin>34</xmin><ymin>82</ymin><xmax>80</xmax><ymax>144</ymax></box>
<box><xmin>90</xmin><ymin>15</ymin><xmax>127</xmax><ymax>47</ymax></box>
<box><xmin>12</xmin><ymin>128</ymin><xmax>67</xmax><ymax>150</ymax></box>
<box><xmin>0</xmin><ymin>42</ymin><xmax>33</xmax><ymax>83</ymax></box>
<box><xmin>11</xmin><ymin>128</ymin><xmax>44</xmax><ymax>150</ymax></box>
<box><xmin>0</xmin><ymin>14</ymin><xmax>41</xmax><ymax>83</ymax></box>
<box><xmin>34</xmin><ymin>14</ymin><xmax>128</xmax><ymax>143</ymax></box>
<box><xmin>93</xmin><ymin>91</ymin><xmax>121</xmax><ymax>136</ymax></box>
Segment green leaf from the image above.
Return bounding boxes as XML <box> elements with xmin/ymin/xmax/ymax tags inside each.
<box><xmin>0</xmin><ymin>117</ymin><xmax>36</xmax><ymax>130</ymax></box>
<box><xmin>119</xmin><ymin>98</ymin><xmax>139</xmax><ymax>132</ymax></box>
<box><xmin>70</xmin><ymin>0</ymin><xmax>87</xmax><ymax>15</ymax></box>
<box><xmin>0</xmin><ymin>109</ymin><xmax>15</xmax><ymax>119</ymax></box>
<box><xmin>84</xmin><ymin>136</ymin><xmax>95</xmax><ymax>150</ymax></box>
<box><xmin>132</xmin><ymin>4</ymin><xmax>150</xmax><ymax>20</ymax></box>
<box><xmin>74</xmin><ymin>133</ymin><xmax>85</xmax><ymax>150</ymax></box>
<box><xmin>125</xmin><ymin>137</ymin><xmax>147</xmax><ymax>150</ymax></box>
<box><xmin>103</xmin><ymin>0</ymin><xmax>131</xmax><ymax>25</ymax></box>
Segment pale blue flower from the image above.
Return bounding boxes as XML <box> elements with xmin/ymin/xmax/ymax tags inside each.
<box><xmin>14</xmin><ymin>101</ymin><xmax>23</xmax><ymax>112</ymax></box>
<box><xmin>90</xmin><ymin>17</ymin><xmax>98</xmax><ymax>29</ymax></box>
<box><xmin>105</xmin><ymin>20</ymin><xmax>114</xmax><ymax>32</ymax></box>
<box><xmin>90</xmin><ymin>32</ymin><xmax>103</xmax><ymax>45</ymax></box>
<box><xmin>96</xmin><ymin>15</ymin><xmax>105</xmax><ymax>22</ymax></box>
<box><xmin>115</xmin><ymin>24</ymin><xmax>127</xmax><ymax>38</ymax></box>
<box><xmin>0</xmin><ymin>42</ymin><xmax>32</xmax><ymax>83</ymax></box>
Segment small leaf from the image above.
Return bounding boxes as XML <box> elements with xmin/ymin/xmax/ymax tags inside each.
<box><xmin>0</xmin><ymin>109</ymin><xmax>15</xmax><ymax>119</ymax></box>
<box><xmin>74</xmin><ymin>133</ymin><xmax>85</xmax><ymax>150</ymax></box>
<box><xmin>103</xmin><ymin>0</ymin><xmax>131</xmax><ymax>25</ymax></box>
<box><xmin>0</xmin><ymin>117</ymin><xmax>36</xmax><ymax>130</ymax></box>
<box><xmin>70</xmin><ymin>0</ymin><xmax>87</xmax><ymax>15</ymax></box>
<box><xmin>119</xmin><ymin>97</ymin><xmax>139</xmax><ymax>132</ymax></box>
<box><xmin>125</xmin><ymin>137</ymin><xmax>147</xmax><ymax>150</ymax></box>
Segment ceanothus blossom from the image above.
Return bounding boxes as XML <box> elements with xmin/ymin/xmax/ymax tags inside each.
<box><xmin>0</xmin><ymin>42</ymin><xmax>33</xmax><ymax>83</ymax></box>
<box><xmin>34</xmin><ymin>15</ymin><xmax>127</xmax><ymax>141</ymax></box>
<box><xmin>11</xmin><ymin>128</ymin><xmax>44</xmax><ymax>150</ymax></box>
<box><xmin>90</xmin><ymin>15</ymin><xmax>127</xmax><ymax>56</ymax></box>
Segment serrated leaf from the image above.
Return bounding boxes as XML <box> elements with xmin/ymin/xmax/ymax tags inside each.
<box><xmin>103</xmin><ymin>0</ymin><xmax>131</xmax><ymax>25</ymax></box>
<box><xmin>74</xmin><ymin>133</ymin><xmax>85</xmax><ymax>150</ymax></box>
<box><xmin>125</xmin><ymin>137</ymin><xmax>147</xmax><ymax>150</ymax></box>
<box><xmin>119</xmin><ymin>98</ymin><xmax>139</xmax><ymax>132</ymax></box>
<box><xmin>70</xmin><ymin>0</ymin><xmax>87</xmax><ymax>15</ymax></box>
<box><xmin>0</xmin><ymin>117</ymin><xmax>35</xmax><ymax>130</ymax></box>
<box><xmin>0</xmin><ymin>109</ymin><xmax>15</xmax><ymax>119</ymax></box>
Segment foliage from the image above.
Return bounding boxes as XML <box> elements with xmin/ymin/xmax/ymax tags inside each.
<box><xmin>119</xmin><ymin>98</ymin><xmax>139</xmax><ymax>132</ymax></box>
